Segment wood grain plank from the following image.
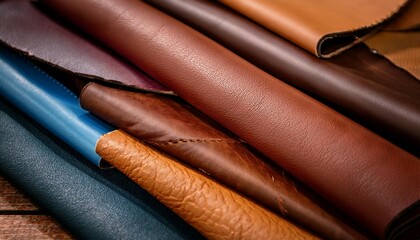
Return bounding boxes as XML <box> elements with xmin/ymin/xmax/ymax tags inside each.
<box><xmin>0</xmin><ymin>215</ymin><xmax>74</xmax><ymax>239</ymax></box>
<box><xmin>0</xmin><ymin>175</ymin><xmax>39</xmax><ymax>211</ymax></box>
<box><xmin>0</xmin><ymin>175</ymin><xmax>74</xmax><ymax>239</ymax></box>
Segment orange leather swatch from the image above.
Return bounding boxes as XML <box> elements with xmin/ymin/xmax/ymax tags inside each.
<box><xmin>96</xmin><ymin>130</ymin><xmax>317</xmax><ymax>240</ymax></box>
<box><xmin>220</xmin><ymin>0</ymin><xmax>408</xmax><ymax>57</ymax></box>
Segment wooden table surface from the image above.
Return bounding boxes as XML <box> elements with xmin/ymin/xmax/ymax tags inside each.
<box><xmin>0</xmin><ymin>175</ymin><xmax>74</xmax><ymax>239</ymax></box>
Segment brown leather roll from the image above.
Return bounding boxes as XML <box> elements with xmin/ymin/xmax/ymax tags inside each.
<box><xmin>144</xmin><ymin>0</ymin><xmax>420</xmax><ymax>157</ymax></box>
<box><xmin>80</xmin><ymin>82</ymin><xmax>367</xmax><ymax>240</ymax></box>
<box><xmin>96</xmin><ymin>130</ymin><xmax>317</xmax><ymax>240</ymax></box>
<box><xmin>39</xmin><ymin>0</ymin><xmax>420</xmax><ymax>238</ymax></box>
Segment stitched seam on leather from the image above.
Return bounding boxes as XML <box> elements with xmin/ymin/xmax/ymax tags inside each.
<box><xmin>144</xmin><ymin>138</ymin><xmax>245</xmax><ymax>145</ymax></box>
<box><xmin>23</xmin><ymin>57</ymin><xmax>78</xmax><ymax>99</ymax></box>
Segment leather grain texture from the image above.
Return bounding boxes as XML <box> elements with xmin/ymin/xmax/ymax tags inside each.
<box><xmin>0</xmin><ymin>100</ymin><xmax>203</xmax><ymax>240</ymax></box>
<box><xmin>80</xmin><ymin>82</ymin><xmax>367</xmax><ymax>240</ymax></box>
<box><xmin>219</xmin><ymin>0</ymin><xmax>408</xmax><ymax>57</ymax></box>
<box><xmin>39</xmin><ymin>0</ymin><xmax>420</xmax><ymax>238</ymax></box>
<box><xmin>0</xmin><ymin>0</ymin><xmax>170</xmax><ymax>94</ymax></box>
<box><xmin>145</xmin><ymin>0</ymin><xmax>420</xmax><ymax>157</ymax></box>
<box><xmin>0</xmin><ymin>45</ymin><xmax>113</xmax><ymax>166</ymax></box>
<box><xmin>96</xmin><ymin>130</ymin><xmax>318</xmax><ymax>240</ymax></box>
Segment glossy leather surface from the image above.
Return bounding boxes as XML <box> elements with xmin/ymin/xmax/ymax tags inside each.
<box><xmin>80</xmin><ymin>82</ymin><xmax>367</xmax><ymax>240</ymax></box>
<box><xmin>220</xmin><ymin>0</ymin><xmax>408</xmax><ymax>57</ymax></box>
<box><xmin>0</xmin><ymin>0</ymin><xmax>170</xmax><ymax>94</ymax></box>
<box><xmin>0</xmin><ymin>100</ymin><xmax>203</xmax><ymax>240</ymax></box>
<box><xmin>145</xmin><ymin>0</ymin><xmax>420</xmax><ymax>155</ymax></box>
<box><xmin>39</xmin><ymin>0</ymin><xmax>420</xmax><ymax>237</ymax></box>
<box><xmin>96</xmin><ymin>130</ymin><xmax>318</xmax><ymax>240</ymax></box>
<box><xmin>0</xmin><ymin>46</ymin><xmax>113</xmax><ymax>166</ymax></box>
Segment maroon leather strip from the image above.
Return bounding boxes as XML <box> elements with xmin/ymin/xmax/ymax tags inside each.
<box><xmin>39</xmin><ymin>0</ymin><xmax>420</xmax><ymax>238</ymax></box>
<box><xmin>0</xmin><ymin>0</ymin><xmax>170</xmax><ymax>94</ymax></box>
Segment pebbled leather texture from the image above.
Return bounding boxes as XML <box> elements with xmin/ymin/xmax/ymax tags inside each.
<box><xmin>39</xmin><ymin>0</ymin><xmax>420</xmax><ymax>237</ymax></box>
<box><xmin>80</xmin><ymin>82</ymin><xmax>367</xmax><ymax>240</ymax></box>
<box><xmin>0</xmin><ymin>45</ymin><xmax>113</xmax><ymax>166</ymax></box>
<box><xmin>220</xmin><ymin>0</ymin><xmax>408</xmax><ymax>57</ymax></box>
<box><xmin>0</xmin><ymin>0</ymin><xmax>170</xmax><ymax>94</ymax></box>
<box><xmin>145</xmin><ymin>0</ymin><xmax>420</xmax><ymax>157</ymax></box>
<box><xmin>96</xmin><ymin>130</ymin><xmax>318</xmax><ymax>240</ymax></box>
<box><xmin>0</xmin><ymin>99</ymin><xmax>203</xmax><ymax>240</ymax></box>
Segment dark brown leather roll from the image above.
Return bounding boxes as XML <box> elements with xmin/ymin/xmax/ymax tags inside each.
<box><xmin>0</xmin><ymin>0</ymin><xmax>170</xmax><ymax>94</ymax></box>
<box><xmin>144</xmin><ymin>0</ymin><xmax>420</xmax><ymax>156</ymax></box>
<box><xmin>80</xmin><ymin>82</ymin><xmax>367</xmax><ymax>240</ymax></box>
<box><xmin>39</xmin><ymin>0</ymin><xmax>420</xmax><ymax>239</ymax></box>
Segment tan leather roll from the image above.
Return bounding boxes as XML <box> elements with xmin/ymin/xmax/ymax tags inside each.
<box><xmin>220</xmin><ymin>0</ymin><xmax>408</xmax><ymax>57</ymax></box>
<box><xmin>96</xmin><ymin>130</ymin><xmax>317</xmax><ymax>240</ymax></box>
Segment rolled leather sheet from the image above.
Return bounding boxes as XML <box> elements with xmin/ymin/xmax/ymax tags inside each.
<box><xmin>219</xmin><ymin>0</ymin><xmax>408</xmax><ymax>57</ymax></box>
<box><xmin>96</xmin><ymin>130</ymin><xmax>317</xmax><ymax>240</ymax></box>
<box><xmin>0</xmin><ymin>45</ymin><xmax>113</xmax><ymax>166</ymax></box>
<box><xmin>0</xmin><ymin>100</ymin><xmax>203</xmax><ymax>240</ymax></box>
<box><xmin>0</xmin><ymin>0</ymin><xmax>170</xmax><ymax>94</ymax></box>
<box><xmin>39</xmin><ymin>0</ymin><xmax>420</xmax><ymax>238</ymax></box>
<box><xmin>80</xmin><ymin>82</ymin><xmax>367</xmax><ymax>240</ymax></box>
<box><xmin>145</xmin><ymin>0</ymin><xmax>420</xmax><ymax>155</ymax></box>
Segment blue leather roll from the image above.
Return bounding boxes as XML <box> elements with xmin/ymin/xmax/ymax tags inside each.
<box><xmin>0</xmin><ymin>99</ymin><xmax>203</xmax><ymax>239</ymax></box>
<box><xmin>0</xmin><ymin>45</ymin><xmax>113</xmax><ymax>166</ymax></box>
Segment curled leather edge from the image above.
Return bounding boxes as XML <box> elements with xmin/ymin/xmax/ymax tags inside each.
<box><xmin>317</xmin><ymin>0</ymin><xmax>411</xmax><ymax>58</ymax></box>
<box><xmin>0</xmin><ymin>41</ymin><xmax>176</xmax><ymax>96</ymax></box>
